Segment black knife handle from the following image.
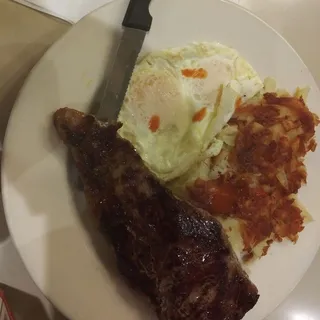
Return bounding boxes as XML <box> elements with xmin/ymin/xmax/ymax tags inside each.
<box><xmin>122</xmin><ymin>0</ymin><xmax>153</xmax><ymax>31</ymax></box>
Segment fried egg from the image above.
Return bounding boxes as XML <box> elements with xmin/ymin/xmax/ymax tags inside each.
<box><xmin>118</xmin><ymin>42</ymin><xmax>263</xmax><ymax>181</ymax></box>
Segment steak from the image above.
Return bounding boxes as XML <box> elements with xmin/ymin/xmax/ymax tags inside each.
<box><xmin>53</xmin><ymin>107</ymin><xmax>259</xmax><ymax>320</ymax></box>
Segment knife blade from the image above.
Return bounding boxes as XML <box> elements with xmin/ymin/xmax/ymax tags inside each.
<box><xmin>96</xmin><ymin>0</ymin><xmax>153</xmax><ymax>121</ymax></box>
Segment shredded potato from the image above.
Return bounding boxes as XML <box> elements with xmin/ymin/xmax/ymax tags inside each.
<box><xmin>186</xmin><ymin>90</ymin><xmax>319</xmax><ymax>261</ymax></box>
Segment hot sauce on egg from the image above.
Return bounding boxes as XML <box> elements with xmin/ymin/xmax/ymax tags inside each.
<box><xmin>149</xmin><ymin>115</ymin><xmax>160</xmax><ymax>132</ymax></box>
<box><xmin>235</xmin><ymin>96</ymin><xmax>242</xmax><ymax>109</ymax></box>
<box><xmin>192</xmin><ymin>107</ymin><xmax>207</xmax><ymax>122</ymax></box>
<box><xmin>181</xmin><ymin>68</ymin><xmax>208</xmax><ymax>79</ymax></box>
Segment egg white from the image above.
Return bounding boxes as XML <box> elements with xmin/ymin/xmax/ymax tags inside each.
<box><xmin>118</xmin><ymin>42</ymin><xmax>263</xmax><ymax>181</ymax></box>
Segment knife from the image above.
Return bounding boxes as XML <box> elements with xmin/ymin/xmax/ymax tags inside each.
<box><xmin>96</xmin><ymin>0</ymin><xmax>153</xmax><ymax>121</ymax></box>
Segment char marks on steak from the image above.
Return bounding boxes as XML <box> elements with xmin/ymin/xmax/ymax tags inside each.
<box><xmin>53</xmin><ymin>107</ymin><xmax>259</xmax><ymax>320</ymax></box>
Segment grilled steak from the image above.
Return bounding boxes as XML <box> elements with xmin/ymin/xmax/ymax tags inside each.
<box><xmin>53</xmin><ymin>107</ymin><xmax>259</xmax><ymax>320</ymax></box>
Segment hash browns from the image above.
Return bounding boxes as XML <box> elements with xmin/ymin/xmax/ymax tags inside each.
<box><xmin>189</xmin><ymin>93</ymin><xmax>319</xmax><ymax>260</ymax></box>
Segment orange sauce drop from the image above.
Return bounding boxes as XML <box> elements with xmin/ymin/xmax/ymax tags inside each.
<box><xmin>235</xmin><ymin>96</ymin><xmax>242</xmax><ymax>109</ymax></box>
<box><xmin>149</xmin><ymin>115</ymin><xmax>160</xmax><ymax>132</ymax></box>
<box><xmin>192</xmin><ymin>107</ymin><xmax>207</xmax><ymax>122</ymax></box>
<box><xmin>181</xmin><ymin>68</ymin><xmax>208</xmax><ymax>79</ymax></box>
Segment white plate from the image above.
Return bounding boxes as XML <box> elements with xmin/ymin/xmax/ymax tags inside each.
<box><xmin>2</xmin><ymin>0</ymin><xmax>320</xmax><ymax>319</ymax></box>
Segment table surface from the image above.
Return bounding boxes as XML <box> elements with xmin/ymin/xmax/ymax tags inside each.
<box><xmin>0</xmin><ymin>0</ymin><xmax>319</xmax><ymax>319</ymax></box>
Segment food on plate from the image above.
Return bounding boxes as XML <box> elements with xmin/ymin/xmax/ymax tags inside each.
<box><xmin>173</xmin><ymin>90</ymin><xmax>319</xmax><ymax>261</ymax></box>
<box><xmin>53</xmin><ymin>107</ymin><xmax>259</xmax><ymax>320</ymax></box>
<box><xmin>117</xmin><ymin>41</ymin><xmax>318</xmax><ymax>262</ymax></box>
<box><xmin>118</xmin><ymin>42</ymin><xmax>263</xmax><ymax>181</ymax></box>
